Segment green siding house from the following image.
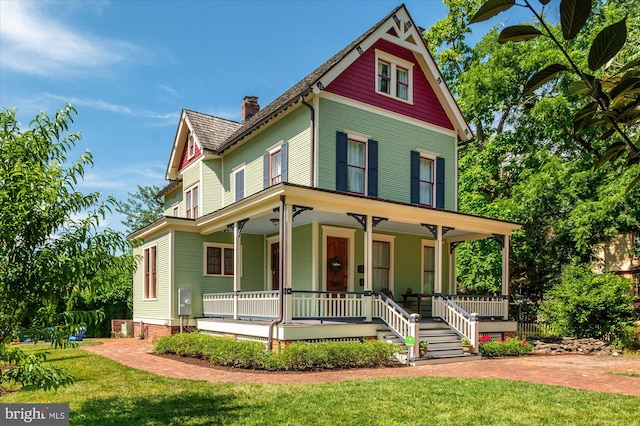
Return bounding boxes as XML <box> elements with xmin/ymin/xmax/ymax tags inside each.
<box><xmin>130</xmin><ymin>5</ymin><xmax>520</xmax><ymax>363</ymax></box>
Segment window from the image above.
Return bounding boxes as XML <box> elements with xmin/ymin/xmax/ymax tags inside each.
<box><xmin>375</xmin><ymin>50</ymin><xmax>413</xmax><ymax>103</ymax></box>
<box><xmin>270</xmin><ymin>149</ymin><xmax>282</xmax><ymax>185</ymax></box>
<box><xmin>172</xmin><ymin>205</ymin><xmax>179</xmax><ymax>216</ymax></box>
<box><xmin>372</xmin><ymin>241</ymin><xmax>390</xmax><ymax>292</ymax></box>
<box><xmin>187</xmin><ymin>133</ymin><xmax>195</xmax><ymax>159</ymax></box>
<box><xmin>347</xmin><ymin>139</ymin><xmax>366</xmax><ymax>194</ymax></box>
<box><xmin>185</xmin><ymin>185</ymin><xmax>199</xmax><ymax>218</ymax></box>
<box><xmin>144</xmin><ymin>246</ymin><xmax>157</xmax><ymax>299</ymax></box>
<box><xmin>423</xmin><ymin>245</ymin><xmax>435</xmax><ymax>294</ymax></box>
<box><xmin>419</xmin><ymin>157</ymin><xmax>434</xmax><ymax>207</ymax></box>
<box><xmin>204</xmin><ymin>244</ymin><xmax>234</xmax><ymax>276</ymax></box>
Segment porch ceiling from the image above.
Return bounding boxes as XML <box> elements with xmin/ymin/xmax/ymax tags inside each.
<box><xmin>197</xmin><ymin>183</ymin><xmax>520</xmax><ymax>239</ymax></box>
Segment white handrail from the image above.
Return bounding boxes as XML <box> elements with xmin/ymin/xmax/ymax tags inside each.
<box><xmin>203</xmin><ymin>291</ymin><xmax>279</xmax><ymax>318</ymax></box>
<box><xmin>372</xmin><ymin>294</ymin><xmax>419</xmax><ymax>360</ymax></box>
<box><xmin>449</xmin><ymin>295</ymin><xmax>508</xmax><ymax>319</ymax></box>
<box><xmin>432</xmin><ymin>295</ymin><xmax>479</xmax><ymax>350</ymax></box>
<box><xmin>291</xmin><ymin>291</ymin><xmax>364</xmax><ymax>318</ymax></box>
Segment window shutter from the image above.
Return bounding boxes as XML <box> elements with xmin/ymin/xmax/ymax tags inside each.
<box><xmin>410</xmin><ymin>150</ymin><xmax>420</xmax><ymax>204</ymax></box>
<box><xmin>336</xmin><ymin>131</ymin><xmax>348</xmax><ymax>192</ymax></box>
<box><xmin>281</xmin><ymin>142</ymin><xmax>288</xmax><ymax>183</ymax></box>
<box><xmin>367</xmin><ymin>139</ymin><xmax>378</xmax><ymax>197</ymax></box>
<box><xmin>235</xmin><ymin>169</ymin><xmax>245</xmax><ymax>202</ymax></box>
<box><xmin>435</xmin><ymin>157</ymin><xmax>445</xmax><ymax>209</ymax></box>
<box><xmin>263</xmin><ymin>152</ymin><xmax>269</xmax><ymax>189</ymax></box>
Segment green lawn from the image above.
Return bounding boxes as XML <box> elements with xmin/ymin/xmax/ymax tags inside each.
<box><xmin>2</xmin><ymin>342</ymin><xmax>639</xmax><ymax>425</ymax></box>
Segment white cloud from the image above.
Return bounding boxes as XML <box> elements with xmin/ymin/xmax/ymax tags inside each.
<box><xmin>77</xmin><ymin>164</ymin><xmax>165</xmax><ymax>193</ymax></box>
<box><xmin>43</xmin><ymin>93</ymin><xmax>179</xmax><ymax>125</ymax></box>
<box><xmin>0</xmin><ymin>1</ymin><xmax>146</xmax><ymax>78</ymax></box>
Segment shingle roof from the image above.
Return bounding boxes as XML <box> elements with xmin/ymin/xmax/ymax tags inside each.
<box><xmin>214</xmin><ymin>4</ymin><xmax>405</xmax><ymax>154</ymax></box>
<box><xmin>184</xmin><ymin>109</ymin><xmax>242</xmax><ymax>152</ymax></box>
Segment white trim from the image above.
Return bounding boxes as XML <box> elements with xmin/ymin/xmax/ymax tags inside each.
<box><xmin>372</xmin><ymin>233</ymin><xmax>395</xmax><ymax>293</ymax></box>
<box><xmin>321</xmin><ymin>225</ymin><xmax>356</xmax><ymax>292</ymax></box>
<box><xmin>346</xmin><ymin>137</ymin><xmax>368</xmax><ymax>196</ymax></box>
<box><xmin>313</xmin><ymin>95</ymin><xmax>320</xmax><ymax>187</ymax></box>
<box><xmin>171</xmin><ymin>204</ymin><xmax>179</xmax><ymax>217</ymax></box>
<box><xmin>455</xmin><ymin>132</ymin><xmax>459</xmax><ymax>211</ymax></box>
<box><xmin>267</xmin><ymin>140</ymin><xmax>285</xmax><ymax>153</ymax></box>
<box><xmin>375</xmin><ymin>49</ymin><xmax>414</xmax><ymax>104</ymax></box>
<box><xmin>343</xmin><ymin>130</ymin><xmax>371</xmax><ymax>143</ymax></box>
<box><xmin>184</xmin><ymin>183</ymin><xmax>199</xmax><ymax>219</ymax></box>
<box><xmin>169</xmin><ymin>230</ymin><xmax>174</xmax><ymax>319</ymax></box>
<box><xmin>415</xmin><ymin>149</ymin><xmax>439</xmax><ymax>159</ymax></box>
<box><xmin>232</xmin><ymin>162</ymin><xmax>246</xmax><ymax>173</ymax></box>
<box><xmin>221</xmin><ymin>156</ymin><xmax>225</xmax><ymax>208</ymax></box>
<box><xmin>232</xmin><ymin>164</ymin><xmax>246</xmax><ymax>203</ymax></box>
<box><xmin>320</xmin><ymin>92</ymin><xmax>458</xmax><ymax>138</ymax></box>
<box><xmin>132</xmin><ymin>317</ymin><xmax>172</xmax><ymax>326</ymax></box>
<box><xmin>266</xmin><ymin>235</ymin><xmax>280</xmax><ymax>290</ymax></box>
<box><xmin>203</xmin><ymin>242</ymin><xmax>235</xmax><ymax>277</ymax></box>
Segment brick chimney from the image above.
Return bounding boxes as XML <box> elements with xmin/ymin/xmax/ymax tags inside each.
<box><xmin>241</xmin><ymin>96</ymin><xmax>260</xmax><ymax>123</ymax></box>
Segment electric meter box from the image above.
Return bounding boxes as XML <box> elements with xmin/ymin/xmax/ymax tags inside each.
<box><xmin>178</xmin><ymin>288</ymin><xmax>192</xmax><ymax>316</ymax></box>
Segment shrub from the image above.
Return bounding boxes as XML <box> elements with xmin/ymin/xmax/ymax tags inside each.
<box><xmin>479</xmin><ymin>337</ymin><xmax>533</xmax><ymax>358</ymax></box>
<box><xmin>540</xmin><ymin>264</ymin><xmax>636</xmax><ymax>343</ymax></box>
<box><xmin>154</xmin><ymin>333</ymin><xmax>400</xmax><ymax>370</ymax></box>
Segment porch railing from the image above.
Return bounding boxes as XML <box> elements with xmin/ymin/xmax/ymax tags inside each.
<box><xmin>291</xmin><ymin>290</ymin><xmax>364</xmax><ymax>318</ymax></box>
<box><xmin>203</xmin><ymin>291</ymin><xmax>279</xmax><ymax>318</ymax></box>
<box><xmin>449</xmin><ymin>295</ymin><xmax>508</xmax><ymax>319</ymax></box>
<box><xmin>372</xmin><ymin>293</ymin><xmax>419</xmax><ymax>360</ymax></box>
<box><xmin>432</xmin><ymin>294</ymin><xmax>479</xmax><ymax>350</ymax></box>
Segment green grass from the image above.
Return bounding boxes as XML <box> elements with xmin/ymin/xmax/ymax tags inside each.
<box><xmin>606</xmin><ymin>371</ymin><xmax>640</xmax><ymax>378</ymax></box>
<box><xmin>2</xmin><ymin>343</ymin><xmax>639</xmax><ymax>425</ymax></box>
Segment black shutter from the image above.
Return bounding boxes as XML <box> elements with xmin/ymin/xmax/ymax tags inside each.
<box><xmin>435</xmin><ymin>157</ymin><xmax>445</xmax><ymax>209</ymax></box>
<box><xmin>410</xmin><ymin>150</ymin><xmax>420</xmax><ymax>204</ymax></box>
<box><xmin>367</xmin><ymin>139</ymin><xmax>378</xmax><ymax>197</ymax></box>
<box><xmin>263</xmin><ymin>152</ymin><xmax>269</xmax><ymax>189</ymax></box>
<box><xmin>235</xmin><ymin>169</ymin><xmax>245</xmax><ymax>201</ymax></box>
<box><xmin>336</xmin><ymin>131</ymin><xmax>348</xmax><ymax>192</ymax></box>
<box><xmin>281</xmin><ymin>142</ymin><xmax>288</xmax><ymax>183</ymax></box>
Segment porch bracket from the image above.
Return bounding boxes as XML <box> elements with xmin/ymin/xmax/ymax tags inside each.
<box><xmin>292</xmin><ymin>205</ymin><xmax>313</xmax><ymax>221</ymax></box>
<box><xmin>492</xmin><ymin>233</ymin><xmax>505</xmax><ymax>248</ymax></box>
<box><xmin>442</xmin><ymin>226</ymin><xmax>455</xmax><ymax>237</ymax></box>
<box><xmin>347</xmin><ymin>213</ymin><xmax>367</xmax><ymax>230</ymax></box>
<box><xmin>450</xmin><ymin>241</ymin><xmax>461</xmax><ymax>254</ymax></box>
<box><xmin>372</xmin><ymin>216</ymin><xmax>388</xmax><ymax>228</ymax></box>
<box><xmin>421</xmin><ymin>223</ymin><xmax>437</xmax><ymax>237</ymax></box>
<box><xmin>237</xmin><ymin>218</ymin><xmax>249</xmax><ymax>234</ymax></box>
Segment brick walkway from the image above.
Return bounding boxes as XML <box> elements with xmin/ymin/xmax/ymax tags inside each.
<box><xmin>82</xmin><ymin>339</ymin><xmax>640</xmax><ymax>397</ymax></box>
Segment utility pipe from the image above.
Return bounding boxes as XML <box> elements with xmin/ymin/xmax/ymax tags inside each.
<box><xmin>267</xmin><ymin>195</ymin><xmax>286</xmax><ymax>350</ymax></box>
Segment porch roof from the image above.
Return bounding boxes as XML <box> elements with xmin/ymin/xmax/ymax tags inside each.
<box><xmin>130</xmin><ymin>184</ymin><xmax>519</xmax><ymax>242</ymax></box>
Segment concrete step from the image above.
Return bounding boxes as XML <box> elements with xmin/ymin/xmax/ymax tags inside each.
<box><xmin>412</xmin><ymin>353</ymin><xmax>481</xmax><ymax>366</ymax></box>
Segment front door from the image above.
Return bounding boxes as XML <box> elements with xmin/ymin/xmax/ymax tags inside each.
<box><xmin>270</xmin><ymin>242</ymin><xmax>280</xmax><ymax>290</ymax></box>
<box><xmin>326</xmin><ymin>236</ymin><xmax>348</xmax><ymax>292</ymax></box>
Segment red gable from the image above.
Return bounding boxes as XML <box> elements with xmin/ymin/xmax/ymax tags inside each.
<box><xmin>179</xmin><ymin>137</ymin><xmax>202</xmax><ymax>171</ymax></box>
<box><xmin>325</xmin><ymin>38</ymin><xmax>454</xmax><ymax>131</ymax></box>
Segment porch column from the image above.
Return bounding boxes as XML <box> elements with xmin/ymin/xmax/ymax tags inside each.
<box><xmin>233</xmin><ymin>221</ymin><xmax>242</xmax><ymax>320</ymax></box>
<box><xmin>364</xmin><ymin>214</ymin><xmax>373</xmax><ymax>322</ymax></box>
<box><xmin>284</xmin><ymin>202</ymin><xmax>293</xmax><ymax>323</ymax></box>
<box><xmin>434</xmin><ymin>225</ymin><xmax>443</xmax><ymax>294</ymax></box>
<box><xmin>501</xmin><ymin>234</ymin><xmax>510</xmax><ymax>319</ymax></box>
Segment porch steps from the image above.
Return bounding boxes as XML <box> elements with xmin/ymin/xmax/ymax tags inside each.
<box><xmin>378</xmin><ymin>318</ymin><xmax>481</xmax><ymax>365</ymax></box>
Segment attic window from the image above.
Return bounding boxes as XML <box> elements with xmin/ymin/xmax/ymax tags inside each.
<box><xmin>375</xmin><ymin>49</ymin><xmax>413</xmax><ymax>104</ymax></box>
<box><xmin>187</xmin><ymin>133</ymin><xmax>196</xmax><ymax>160</ymax></box>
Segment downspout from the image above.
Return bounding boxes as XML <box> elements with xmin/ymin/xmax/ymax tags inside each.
<box><xmin>300</xmin><ymin>95</ymin><xmax>315</xmax><ymax>187</ymax></box>
<box><xmin>267</xmin><ymin>195</ymin><xmax>286</xmax><ymax>350</ymax></box>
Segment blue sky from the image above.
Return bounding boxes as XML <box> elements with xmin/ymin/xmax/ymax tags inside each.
<box><xmin>0</xmin><ymin>0</ymin><xmax>532</xmax><ymax>232</ymax></box>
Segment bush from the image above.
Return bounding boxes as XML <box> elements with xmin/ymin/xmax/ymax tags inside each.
<box><xmin>154</xmin><ymin>333</ymin><xmax>400</xmax><ymax>370</ymax></box>
<box><xmin>479</xmin><ymin>337</ymin><xmax>533</xmax><ymax>358</ymax></box>
<box><xmin>540</xmin><ymin>264</ymin><xmax>637</xmax><ymax>343</ymax></box>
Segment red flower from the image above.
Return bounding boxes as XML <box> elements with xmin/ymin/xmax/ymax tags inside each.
<box><xmin>480</xmin><ymin>335</ymin><xmax>491</xmax><ymax>343</ymax></box>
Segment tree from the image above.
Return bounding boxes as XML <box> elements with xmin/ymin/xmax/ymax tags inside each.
<box><xmin>0</xmin><ymin>106</ymin><xmax>128</xmax><ymax>389</ymax></box>
<box><xmin>470</xmin><ymin>0</ymin><xmax>640</xmax><ymax>190</ymax></box>
<box><xmin>425</xmin><ymin>0</ymin><xmax>639</xmax><ymax>299</ymax></box>
<box><xmin>540</xmin><ymin>264</ymin><xmax>636</xmax><ymax>341</ymax></box>
<box><xmin>115</xmin><ymin>184</ymin><xmax>163</xmax><ymax>235</ymax></box>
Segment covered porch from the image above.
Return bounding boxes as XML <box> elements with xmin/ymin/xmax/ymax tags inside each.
<box><xmin>191</xmin><ymin>183</ymin><xmax>520</xmax><ymax>357</ymax></box>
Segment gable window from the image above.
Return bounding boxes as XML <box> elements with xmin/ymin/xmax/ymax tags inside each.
<box><xmin>263</xmin><ymin>142</ymin><xmax>288</xmax><ymax>189</ymax></box>
<box><xmin>185</xmin><ymin>185</ymin><xmax>199</xmax><ymax>219</ymax></box>
<box><xmin>419</xmin><ymin>157</ymin><xmax>434</xmax><ymax>207</ymax></box>
<box><xmin>187</xmin><ymin>133</ymin><xmax>196</xmax><ymax>159</ymax></box>
<box><xmin>143</xmin><ymin>245</ymin><xmax>157</xmax><ymax>299</ymax></box>
<box><xmin>375</xmin><ymin>49</ymin><xmax>413</xmax><ymax>103</ymax></box>
<box><xmin>204</xmin><ymin>244</ymin><xmax>234</xmax><ymax>276</ymax></box>
<box><xmin>347</xmin><ymin>139</ymin><xmax>366</xmax><ymax>195</ymax></box>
